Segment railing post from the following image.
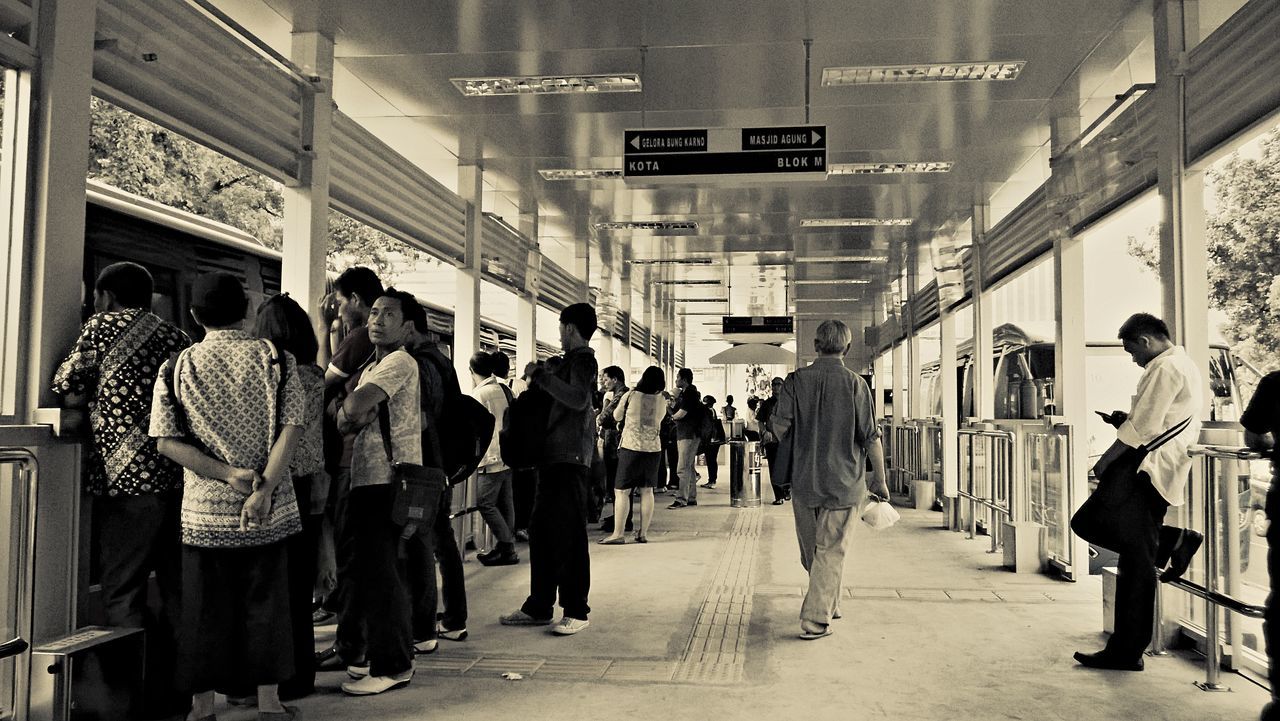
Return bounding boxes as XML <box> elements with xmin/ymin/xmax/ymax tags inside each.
<box><xmin>1195</xmin><ymin>454</ymin><xmax>1229</xmax><ymax>692</ymax></box>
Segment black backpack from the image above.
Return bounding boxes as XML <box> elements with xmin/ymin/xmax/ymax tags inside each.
<box><xmin>500</xmin><ymin>386</ymin><xmax>552</xmax><ymax>470</ymax></box>
<box><xmin>413</xmin><ymin>347</ymin><xmax>494</xmax><ymax>486</ymax></box>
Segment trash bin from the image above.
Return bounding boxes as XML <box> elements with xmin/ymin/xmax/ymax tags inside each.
<box><xmin>729</xmin><ymin>440</ymin><xmax>761</xmax><ymax>508</ymax></box>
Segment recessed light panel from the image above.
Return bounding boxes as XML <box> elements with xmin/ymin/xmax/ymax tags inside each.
<box><xmin>653</xmin><ymin>280</ymin><xmax>723</xmax><ymax>285</ymax></box>
<box><xmin>821</xmin><ymin>61</ymin><xmax>1024</xmax><ymax>86</ymax></box>
<box><xmin>799</xmin><ymin>218</ymin><xmax>913</xmax><ymax>227</ymax></box>
<box><xmin>594</xmin><ymin>221</ymin><xmax>699</xmax><ymax>231</ymax></box>
<box><xmin>452</xmin><ymin>74</ymin><xmax>642</xmax><ymax>96</ymax></box>
<box><xmin>796</xmin><ymin>255</ymin><xmax>888</xmax><ymax>263</ymax></box>
<box><xmin>627</xmin><ymin>258</ymin><xmax>714</xmax><ymax>266</ymax></box>
<box><xmin>795</xmin><ymin>279</ymin><xmax>872</xmax><ymax>285</ymax></box>
<box><xmin>795</xmin><ymin>297</ymin><xmax>862</xmax><ymax>302</ymax></box>
<box><xmin>538</xmin><ymin>168</ymin><xmax>624</xmax><ymax>180</ymax></box>
<box><xmin>671</xmin><ymin>297</ymin><xmax>729</xmax><ymax>303</ymax></box>
<box><xmin>827</xmin><ymin>162</ymin><xmax>953</xmax><ymax>175</ymax></box>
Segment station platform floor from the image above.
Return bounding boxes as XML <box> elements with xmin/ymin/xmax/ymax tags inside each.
<box><xmin>263</xmin><ymin>487</ymin><xmax>1265</xmax><ymax>721</ymax></box>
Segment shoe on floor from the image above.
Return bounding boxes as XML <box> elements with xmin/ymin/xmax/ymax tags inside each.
<box><xmin>685</xmin><ymin>500</ymin><xmax>698</xmax><ymax>507</ymax></box>
<box><xmin>551</xmin><ymin>617</ymin><xmax>590</xmax><ymax>636</ymax></box>
<box><xmin>514</xmin><ymin>529</ymin><xmax>529</xmax><ymax>542</ymax></box>
<box><xmin>500</xmin><ymin>609</ymin><xmax>553</xmax><ymax>626</ymax></box>
<box><xmin>771</xmin><ymin>499</ymin><xmax>785</xmax><ymax>505</ymax></box>
<box><xmin>341</xmin><ymin>668</ymin><xmax>413</xmax><ymax>696</ymax></box>
<box><xmin>346</xmin><ymin>662</ymin><xmax>370</xmax><ymax>679</ymax></box>
<box><xmin>799</xmin><ymin>623</ymin><xmax>832</xmax><ymax>640</ymax></box>
<box><xmin>477</xmin><ymin>549</ymin><xmax>520</xmax><ymax>566</ymax></box>
<box><xmin>437</xmin><ymin>623</ymin><xmax>468</xmax><ymax>641</ymax></box>
<box><xmin>413</xmin><ymin>638</ymin><xmax>438</xmax><ymax>654</ymax></box>
<box><xmin>1160</xmin><ymin>529</ymin><xmax>1204</xmax><ymax>583</ymax></box>
<box><xmin>1072</xmin><ymin>650</ymin><xmax>1143</xmax><ymax>671</ymax></box>
<box><xmin>667</xmin><ymin>500</ymin><xmax>687</xmax><ymax>509</ymax></box>
<box><xmin>314</xmin><ymin>646</ymin><xmax>353</xmax><ymax>672</ymax></box>
<box><xmin>700</xmin><ymin>482</ymin><xmax>716</xmax><ymax>489</ymax></box>
<box><xmin>311</xmin><ymin>608</ymin><xmax>335</xmax><ymax>625</ymax></box>
<box><xmin>257</xmin><ymin>705</ymin><xmax>298</xmax><ymax>721</ymax></box>
<box><xmin>597</xmin><ymin>536</ymin><xmax>625</xmax><ymax>545</ymax></box>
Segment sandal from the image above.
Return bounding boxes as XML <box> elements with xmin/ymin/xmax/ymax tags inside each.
<box><xmin>799</xmin><ymin>623</ymin><xmax>832</xmax><ymax>640</ymax></box>
<box><xmin>634</xmin><ymin>532</ymin><xmax>648</xmax><ymax>544</ymax></box>
<box><xmin>597</xmin><ymin>536</ymin><xmax>625</xmax><ymax>545</ymax></box>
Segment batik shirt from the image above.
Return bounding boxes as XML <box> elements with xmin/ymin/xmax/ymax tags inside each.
<box><xmin>52</xmin><ymin>308</ymin><xmax>190</xmax><ymax>497</ymax></box>
<box><xmin>149</xmin><ymin>330</ymin><xmax>306</xmax><ymax>548</ymax></box>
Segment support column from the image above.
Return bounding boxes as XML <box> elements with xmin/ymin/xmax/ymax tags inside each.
<box><xmin>619</xmin><ymin>270</ymin><xmax>634</xmax><ymax>377</ymax></box>
<box><xmin>1155</xmin><ymin>0</ymin><xmax>1211</xmax><ymax>410</ymax></box>
<box><xmin>516</xmin><ymin>205</ymin><xmax>539</xmax><ymax>374</ymax></box>
<box><xmin>972</xmin><ymin>202</ymin><xmax>996</xmax><ymax>420</ymax></box>
<box><xmin>456</xmin><ymin>163</ymin><xmax>482</xmax><ymax>392</ymax></box>
<box><xmin>282</xmin><ymin>32</ymin><xmax>333</xmax><ymax>341</ymax></box>
<box><xmin>1054</xmin><ymin>228</ymin><xmax>1090</xmax><ymax>579</ymax></box>
<box><xmin>891</xmin><ymin>341</ymin><xmax>906</xmax><ymax>429</ymax></box>
<box><xmin>940</xmin><ymin>309</ymin><xmax>958</xmax><ymax>500</ymax></box>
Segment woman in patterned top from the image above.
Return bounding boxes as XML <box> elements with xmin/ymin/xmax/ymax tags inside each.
<box><xmin>254</xmin><ymin>293</ymin><xmax>326</xmax><ymax>701</ymax></box>
<box><xmin>600</xmin><ymin>366</ymin><xmax>668</xmax><ymax>544</ymax></box>
<box><xmin>149</xmin><ymin>272</ymin><xmax>306</xmax><ymax>721</ymax></box>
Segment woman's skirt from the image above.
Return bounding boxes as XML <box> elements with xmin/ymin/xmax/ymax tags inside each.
<box><xmin>614</xmin><ymin>448</ymin><xmax>661</xmax><ymax>489</ymax></box>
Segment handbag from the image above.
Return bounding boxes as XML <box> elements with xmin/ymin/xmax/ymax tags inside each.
<box><xmin>378</xmin><ymin>402</ymin><xmax>446</xmax><ymax>537</ymax></box>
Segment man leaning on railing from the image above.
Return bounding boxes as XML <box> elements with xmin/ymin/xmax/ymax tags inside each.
<box><xmin>1240</xmin><ymin>369</ymin><xmax>1280</xmax><ymax>721</ymax></box>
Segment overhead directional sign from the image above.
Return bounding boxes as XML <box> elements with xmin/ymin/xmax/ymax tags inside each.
<box><xmin>624</xmin><ymin>125</ymin><xmax>827</xmax><ymax>182</ymax></box>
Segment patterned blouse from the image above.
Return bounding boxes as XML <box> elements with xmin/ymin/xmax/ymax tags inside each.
<box><xmin>51</xmin><ymin>309</ymin><xmax>190</xmax><ymax>497</ymax></box>
<box><xmin>149</xmin><ymin>330</ymin><xmax>306</xmax><ymax>548</ymax></box>
<box><xmin>614</xmin><ymin>390</ymin><xmax>667</xmax><ymax>453</ymax></box>
<box><xmin>289</xmin><ymin>363</ymin><xmax>326</xmax><ymax>479</ymax></box>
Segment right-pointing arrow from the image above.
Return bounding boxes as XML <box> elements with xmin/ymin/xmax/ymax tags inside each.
<box><xmin>812</xmin><ymin>130</ymin><xmax>822</xmax><ymax>145</ymax></box>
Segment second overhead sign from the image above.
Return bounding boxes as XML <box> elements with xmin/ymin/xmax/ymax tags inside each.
<box><xmin>623</xmin><ymin>125</ymin><xmax>827</xmax><ymax>182</ymax></box>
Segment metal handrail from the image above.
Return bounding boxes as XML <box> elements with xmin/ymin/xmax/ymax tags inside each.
<box><xmin>957</xmin><ymin>427</ymin><xmax>1016</xmax><ymax>552</ymax></box>
<box><xmin>1176</xmin><ymin>444</ymin><xmax>1267</xmax><ymax>691</ymax></box>
<box><xmin>0</xmin><ymin>447</ymin><xmax>38</xmax><ymax>721</ymax></box>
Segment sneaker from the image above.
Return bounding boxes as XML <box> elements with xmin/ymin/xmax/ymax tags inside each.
<box><xmin>550</xmin><ymin>617</ymin><xmax>590</xmax><ymax>636</ymax></box>
<box><xmin>341</xmin><ymin>667</ymin><xmax>413</xmax><ymax>696</ymax></box>
<box><xmin>700</xmin><ymin>482</ymin><xmax>716</xmax><ymax>489</ymax></box>
<box><xmin>499</xmin><ymin>609</ymin><xmax>553</xmax><ymax>626</ymax></box>
<box><xmin>667</xmin><ymin>500</ymin><xmax>687</xmax><ymax>509</ymax></box>
<box><xmin>514</xmin><ymin>529</ymin><xmax>529</xmax><ymax>542</ymax></box>
<box><xmin>437</xmin><ymin>623</ymin><xmax>468</xmax><ymax>641</ymax></box>
<box><xmin>346</xmin><ymin>662</ymin><xmax>370</xmax><ymax>679</ymax></box>
<box><xmin>413</xmin><ymin>638</ymin><xmax>438</xmax><ymax>654</ymax></box>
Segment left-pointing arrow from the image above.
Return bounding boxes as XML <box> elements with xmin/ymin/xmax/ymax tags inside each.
<box><xmin>630</xmin><ymin>136</ymin><xmax>641</xmax><ymax>150</ymax></box>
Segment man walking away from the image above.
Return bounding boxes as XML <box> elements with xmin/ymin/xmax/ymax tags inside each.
<box><xmin>668</xmin><ymin>368</ymin><xmax>702</xmax><ymax>509</ymax></box>
<box><xmin>470</xmin><ymin>351</ymin><xmax>518</xmax><ymax>566</ymax></box>
<box><xmin>53</xmin><ymin>262</ymin><xmax>190</xmax><ymax>719</ymax></box>
<box><xmin>501</xmin><ymin>303</ymin><xmax>599</xmax><ymax>636</ymax></box>
<box><xmin>771</xmin><ymin>320</ymin><xmax>888</xmax><ymax>641</ymax></box>
<box><xmin>1071</xmin><ymin>313</ymin><xmax>1204</xmax><ymax>672</ymax></box>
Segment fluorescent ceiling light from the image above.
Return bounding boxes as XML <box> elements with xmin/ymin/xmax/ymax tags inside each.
<box><xmin>627</xmin><ymin>257</ymin><xmax>714</xmax><ymax>266</ymax></box>
<box><xmin>538</xmin><ymin>168</ymin><xmax>623</xmax><ymax>180</ymax></box>
<box><xmin>795</xmin><ymin>279</ymin><xmax>872</xmax><ymax>285</ymax></box>
<box><xmin>821</xmin><ymin>61</ymin><xmax>1024</xmax><ymax>86</ymax></box>
<box><xmin>653</xmin><ymin>279</ymin><xmax>722</xmax><ymax>285</ymax></box>
<box><xmin>452</xmin><ymin>73</ymin><xmax>642</xmax><ymax>96</ymax></box>
<box><xmin>678</xmin><ymin>312</ymin><xmax>727</xmax><ymax>316</ymax></box>
<box><xmin>800</xmin><ymin>218</ymin><xmax>913</xmax><ymax>227</ymax></box>
<box><xmin>670</xmin><ymin>297</ymin><xmax>728</xmax><ymax>303</ymax></box>
<box><xmin>795</xmin><ymin>297</ymin><xmax>862</xmax><ymax>302</ymax></box>
<box><xmin>594</xmin><ymin>221</ymin><xmax>699</xmax><ymax>231</ymax></box>
<box><xmin>827</xmin><ymin>162</ymin><xmax>953</xmax><ymax>175</ymax></box>
<box><xmin>796</xmin><ymin>255</ymin><xmax>888</xmax><ymax>263</ymax></box>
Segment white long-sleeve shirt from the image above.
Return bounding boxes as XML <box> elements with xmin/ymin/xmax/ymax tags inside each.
<box><xmin>1116</xmin><ymin>345</ymin><xmax>1203</xmax><ymax>505</ymax></box>
<box><xmin>471</xmin><ymin>376</ymin><xmax>510</xmax><ymax>472</ymax></box>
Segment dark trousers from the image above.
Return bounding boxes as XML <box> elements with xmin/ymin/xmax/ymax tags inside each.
<box><xmin>403</xmin><ymin>476</ymin><xmax>446</xmax><ymax>643</ymax></box>
<box><xmin>513</xmin><ymin>468</ymin><xmax>536</xmax><ymax>532</ymax></box>
<box><xmin>335</xmin><ymin>485</ymin><xmax>413</xmax><ymax>677</ymax></box>
<box><xmin>1070</xmin><ymin>449</ymin><xmax>1178</xmax><ymax>660</ymax></box>
<box><xmin>764</xmin><ymin>443</ymin><xmax>787</xmax><ymax>501</ymax></box>
<box><xmin>283</xmin><ymin>477</ymin><xmax>320</xmax><ymax>697</ymax></box>
<box><xmin>705</xmin><ymin>446</ymin><xmax>719</xmax><ymax>483</ymax></box>
<box><xmin>180</xmin><ymin>543</ymin><xmax>293</xmax><ymax>693</ymax></box>
<box><xmin>664</xmin><ymin>441</ymin><xmax>679</xmax><ymax>488</ymax></box>
<box><xmin>1266</xmin><ymin>482</ymin><xmax>1280</xmax><ymax>703</ymax></box>
<box><xmin>433</xmin><ymin>488</ymin><xmax>468</xmax><ymax>632</ymax></box>
<box><xmin>322</xmin><ymin>468</ymin><xmax>353</xmax><ymax>616</ymax></box>
<box><xmin>95</xmin><ymin>493</ymin><xmax>184</xmax><ymax>716</ymax></box>
<box><xmin>521</xmin><ymin>463</ymin><xmax>591</xmax><ymax>620</ymax></box>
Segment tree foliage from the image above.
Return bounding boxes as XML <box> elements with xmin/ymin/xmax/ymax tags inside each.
<box><xmin>1128</xmin><ymin>126</ymin><xmax>1280</xmax><ymax>371</ymax></box>
<box><xmin>87</xmin><ymin>98</ymin><xmax>415</xmax><ymax>281</ymax></box>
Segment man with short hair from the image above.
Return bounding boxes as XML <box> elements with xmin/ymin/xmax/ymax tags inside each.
<box><xmin>771</xmin><ymin>320</ymin><xmax>888</xmax><ymax>641</ymax></box>
<box><xmin>1071</xmin><ymin>312</ymin><xmax>1204</xmax><ymax>672</ymax></box>
<box><xmin>333</xmin><ymin>289</ymin><xmax>427</xmax><ymax>695</ymax></box>
<box><xmin>668</xmin><ymin>368</ymin><xmax>702</xmax><ymax>509</ymax></box>
<box><xmin>757</xmin><ymin>377</ymin><xmax>789</xmax><ymax>504</ymax></box>
<box><xmin>501</xmin><ymin>303</ymin><xmax>599</xmax><ymax>636</ymax></box>
<box><xmin>325</xmin><ymin>266</ymin><xmax>384</xmax><ymax>387</ymax></box>
<box><xmin>471</xmin><ymin>351</ymin><xmax>518</xmax><ymax>566</ymax></box>
<box><xmin>53</xmin><ymin>261</ymin><xmax>190</xmax><ymax>719</ymax></box>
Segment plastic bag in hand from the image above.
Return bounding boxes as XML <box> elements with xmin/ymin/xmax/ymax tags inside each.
<box><xmin>860</xmin><ymin>499</ymin><xmax>900</xmax><ymax>531</ymax></box>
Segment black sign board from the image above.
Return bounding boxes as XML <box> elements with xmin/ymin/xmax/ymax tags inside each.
<box><xmin>624</xmin><ymin>125</ymin><xmax>827</xmax><ymax>181</ymax></box>
<box><xmin>722</xmin><ymin>316</ymin><xmax>795</xmax><ymax>334</ymax></box>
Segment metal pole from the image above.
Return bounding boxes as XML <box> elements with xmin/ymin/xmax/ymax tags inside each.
<box><xmin>1195</xmin><ymin>455</ymin><xmax>1229</xmax><ymax>691</ymax></box>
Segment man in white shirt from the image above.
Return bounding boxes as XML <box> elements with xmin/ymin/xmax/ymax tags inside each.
<box><xmin>1071</xmin><ymin>313</ymin><xmax>1203</xmax><ymax>672</ymax></box>
<box><xmin>470</xmin><ymin>351</ymin><xmax>518</xmax><ymax>566</ymax></box>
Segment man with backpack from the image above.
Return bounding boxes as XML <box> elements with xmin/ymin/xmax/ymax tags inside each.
<box><xmin>500</xmin><ymin>303</ymin><xmax>600</xmax><ymax>636</ymax></box>
<box><xmin>470</xmin><ymin>351</ymin><xmax>518</xmax><ymax>566</ymax></box>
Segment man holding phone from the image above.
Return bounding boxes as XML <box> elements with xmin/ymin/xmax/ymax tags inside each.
<box><xmin>1070</xmin><ymin>313</ymin><xmax>1203</xmax><ymax>672</ymax></box>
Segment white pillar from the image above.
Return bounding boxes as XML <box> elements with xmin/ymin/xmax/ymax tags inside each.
<box><xmin>619</xmin><ymin>272</ymin><xmax>634</xmax><ymax>378</ymax></box>
<box><xmin>1155</xmin><ymin>0</ymin><xmax>1211</xmax><ymax>411</ymax></box>
<box><xmin>891</xmin><ymin>342</ymin><xmax>906</xmax><ymax>428</ymax></box>
<box><xmin>282</xmin><ymin>31</ymin><xmax>333</xmax><ymax>340</ymax></box>
<box><xmin>972</xmin><ymin>202</ymin><xmax>996</xmax><ymax>420</ymax></box>
<box><xmin>456</xmin><ymin>163</ymin><xmax>482</xmax><ymax>392</ymax></box>
<box><xmin>1054</xmin><ymin>229</ymin><xmax>1090</xmax><ymax>579</ymax></box>
<box><xmin>516</xmin><ymin>206</ymin><xmax>539</xmax><ymax>374</ymax></box>
<box><xmin>940</xmin><ymin>309</ymin><xmax>958</xmax><ymax>499</ymax></box>
<box><xmin>873</xmin><ymin>351</ymin><xmax>887</xmax><ymax>420</ymax></box>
